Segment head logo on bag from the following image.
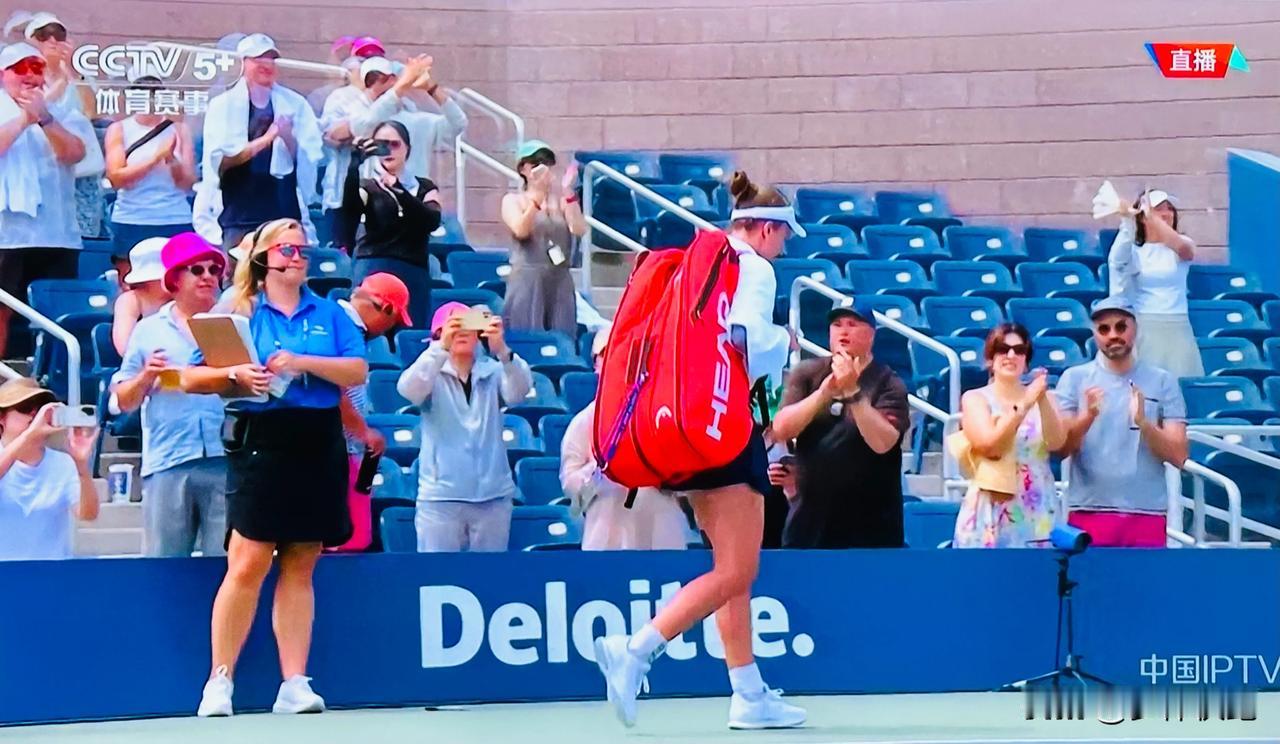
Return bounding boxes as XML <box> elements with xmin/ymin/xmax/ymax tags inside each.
<box><xmin>707</xmin><ymin>292</ymin><xmax>733</xmax><ymax>442</ymax></box>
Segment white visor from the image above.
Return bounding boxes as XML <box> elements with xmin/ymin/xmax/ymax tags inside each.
<box><xmin>729</xmin><ymin>205</ymin><xmax>806</xmax><ymax>237</ymax></box>
<box><xmin>1143</xmin><ymin>189</ymin><xmax>1179</xmax><ymax>210</ymax></box>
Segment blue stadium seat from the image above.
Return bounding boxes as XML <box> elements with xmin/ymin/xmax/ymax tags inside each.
<box><xmin>560</xmin><ymin>371</ymin><xmax>598</xmax><ymax>415</ymax></box>
<box><xmin>1007</xmin><ymin>298</ymin><xmax>1093</xmax><ymax>345</ymax></box>
<box><xmin>502</xmin><ymin>414</ymin><xmax>543</xmax><ymax>473</ymax></box>
<box><xmin>371</xmin><ymin>457</ymin><xmax>405</xmax><ymax>501</ymax></box>
<box><xmin>430</xmin><ymin>289</ymin><xmax>503</xmax><ymax>319</ymax></box>
<box><xmin>901</xmin><ymin>217</ymin><xmax>963</xmax><ymax>240</ymax></box>
<box><xmin>1023</xmin><ymin>228</ymin><xmax>1104</xmax><ymax>272</ymax></box>
<box><xmin>921</xmin><ymin>297</ymin><xmax>1002</xmax><ymax>338</ymax></box>
<box><xmin>1029</xmin><ymin>336</ymin><xmax>1085</xmax><ymax>376</ymax></box>
<box><xmin>366</xmin><ymin>369</ymin><xmax>412</xmax><ymax>413</ymax></box>
<box><xmin>902</xmin><ymin>500</ymin><xmax>960</xmax><ymax>549</ymax></box>
<box><xmin>862</xmin><ymin>225</ymin><xmax>951</xmax><ymax>271</ymax></box>
<box><xmin>429</xmin><ymin>254</ymin><xmax>443</xmax><ymax>279</ymax></box>
<box><xmin>854</xmin><ymin>294</ymin><xmax>924</xmax><ymax>329</ymax></box>
<box><xmin>1188</xmin><ymin>300</ymin><xmax>1272</xmax><ymax>345</ymax></box>
<box><xmin>393</xmin><ymin>329</ymin><xmax>432</xmax><ymax>369</ymax></box>
<box><xmin>448</xmin><ymin>251</ymin><xmax>512</xmax><ymax>290</ymax></box>
<box><xmin>365</xmin><ymin>336</ymin><xmax>401</xmax><ymax>371</ymax></box>
<box><xmin>874</xmin><ymin>191</ymin><xmax>950</xmax><ymax>223</ymax></box>
<box><xmin>366</xmin><ymin>413</ymin><xmax>421</xmax><ymax>466</ymax></box>
<box><xmin>633</xmin><ymin>184</ymin><xmax>712</xmax><ymax>221</ymax></box>
<box><xmin>307</xmin><ymin>247</ymin><xmax>353</xmax><ymax>280</ymax></box>
<box><xmin>430</xmin><ymin>212</ymin><xmax>469</xmax><ymax>248</ymax></box>
<box><xmin>846</xmin><ymin>259</ymin><xmax>935</xmax><ymax>304</ymax></box>
<box><xmin>539</xmin><ymin>413</ymin><xmax>574</xmax><ymax>457</ymax></box>
<box><xmin>819</xmin><ymin>213</ymin><xmax>887</xmax><ymax>240</ymax></box>
<box><xmin>510</xmin><ymin>505</ymin><xmax>582</xmax><ymax>551</ymax></box>
<box><xmin>1266</xmin><ymin>378</ymin><xmax>1280</xmax><ymax>409</ymax></box>
<box><xmin>91</xmin><ymin>322</ymin><xmax>120</xmax><ymax>378</ymax></box>
<box><xmin>1098</xmin><ymin>228</ymin><xmax>1119</xmax><ymax>253</ymax></box>
<box><xmin>588</xmin><ymin>177</ymin><xmax>643</xmax><ymax>251</ymax></box>
<box><xmin>1015</xmin><ymin>261</ymin><xmax>1106</xmax><ymax>307</ymax></box>
<box><xmin>80</xmin><ymin>238</ymin><xmax>116</xmax><ymax>280</ymax></box>
<box><xmin>909</xmin><ymin>336</ymin><xmax>987</xmax><ymax>392</ymax></box>
<box><xmin>27</xmin><ymin>279</ymin><xmax>117</xmax><ymax>319</ymax></box>
<box><xmin>657</xmin><ymin>152</ymin><xmax>733</xmax><ymax>185</ymax></box>
<box><xmin>515</xmin><ymin>457</ymin><xmax>564</xmax><ymax>507</ymax></box>
<box><xmin>639</xmin><ymin>209</ymin><xmax>720</xmax><ymax>249</ymax></box>
<box><xmin>1263</xmin><ymin>300</ymin><xmax>1280</xmax><ymax>334</ymax></box>
<box><xmin>773</xmin><ymin>258</ymin><xmax>844</xmax><ymax>299</ymax></box>
<box><xmin>368</xmin><ymin>495</ymin><xmax>413</xmax><ymax>552</ymax></box>
<box><xmin>931</xmin><ymin>261</ymin><xmax>1023</xmax><ymax>307</ymax></box>
<box><xmin>786</xmin><ymin>223</ymin><xmax>864</xmax><ymax>262</ymax></box>
<box><xmin>575</xmin><ymin>150</ymin><xmax>658</xmax><ymax>179</ymax></box>
<box><xmin>1198</xmin><ymin>337</ymin><xmax>1275</xmax><ymax>387</ymax></box>
<box><xmin>506</xmin><ymin>330</ymin><xmax>589</xmax><ymax>384</ymax></box>
<box><xmin>307</xmin><ymin>276</ymin><xmax>351</xmax><ymax>298</ymax></box>
<box><xmin>379</xmin><ymin>506</ymin><xmax>417</xmax><ymax>553</ymax></box>
<box><xmin>1264</xmin><ymin>337</ymin><xmax>1280</xmax><ymax>368</ymax></box>
<box><xmin>1199</xmin><ymin>451</ymin><xmax>1280</xmax><ymax>528</ymax></box>
<box><xmin>1179</xmin><ymin>376</ymin><xmax>1275</xmax><ymax>424</ymax></box>
<box><xmin>794</xmin><ymin>187</ymin><xmax>874</xmax><ymax>224</ymax></box>
<box><xmin>1186</xmin><ymin>265</ymin><xmax>1279</xmax><ymax>308</ymax></box>
<box><xmin>941</xmin><ymin>226</ymin><xmax>1027</xmax><ymax>270</ymax></box>
<box><xmin>1185</xmin><ymin>417</ymin><xmax>1254</xmax><ymax>464</ymax></box>
<box><xmin>506</xmin><ymin>372</ymin><xmax>567</xmax><ymax>429</ymax></box>
<box><xmin>31</xmin><ymin>311</ymin><xmax>111</xmax><ymax>401</ymax></box>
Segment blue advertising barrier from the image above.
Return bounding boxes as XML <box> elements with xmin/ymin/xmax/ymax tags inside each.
<box><xmin>2</xmin><ymin>548</ymin><xmax>1279</xmax><ymax>725</ymax></box>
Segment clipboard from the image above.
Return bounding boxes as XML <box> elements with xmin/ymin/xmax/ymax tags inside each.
<box><xmin>189</xmin><ymin>313</ymin><xmax>267</xmax><ymax>402</ymax></box>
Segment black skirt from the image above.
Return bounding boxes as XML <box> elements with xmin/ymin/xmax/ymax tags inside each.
<box><xmin>672</xmin><ymin>426</ymin><xmax>771</xmax><ymax>497</ymax></box>
<box><xmin>224</xmin><ymin>407</ymin><xmax>352</xmax><ymax>548</ymax></box>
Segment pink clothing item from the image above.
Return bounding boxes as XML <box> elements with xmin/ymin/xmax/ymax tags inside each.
<box><xmin>160</xmin><ymin>232</ymin><xmax>225</xmax><ymax>292</ymax></box>
<box><xmin>327</xmin><ymin>454</ymin><xmax>372</xmax><ymax>553</ymax></box>
<box><xmin>430</xmin><ymin>301</ymin><xmax>469</xmax><ymax>334</ymax></box>
<box><xmin>1068</xmin><ymin>510</ymin><xmax>1166</xmax><ymax>548</ymax></box>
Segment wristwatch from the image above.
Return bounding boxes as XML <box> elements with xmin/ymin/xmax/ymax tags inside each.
<box><xmin>37</xmin><ymin>112</ymin><xmax>53</xmax><ymax>127</ymax></box>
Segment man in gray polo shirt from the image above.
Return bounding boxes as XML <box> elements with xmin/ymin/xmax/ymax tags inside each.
<box><xmin>1056</xmin><ymin>296</ymin><xmax>1188</xmax><ymax>547</ymax></box>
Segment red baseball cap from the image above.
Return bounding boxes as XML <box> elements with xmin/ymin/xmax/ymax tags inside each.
<box><xmin>358</xmin><ymin>272</ymin><xmax>412</xmax><ymax>326</ymax></box>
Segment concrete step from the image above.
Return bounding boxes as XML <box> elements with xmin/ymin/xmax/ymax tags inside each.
<box><xmin>904</xmin><ymin>473</ymin><xmax>944</xmax><ymax>499</ymax></box>
<box><xmin>93</xmin><ymin>501</ymin><xmax>143</xmax><ymax>529</ymax></box>
<box><xmin>74</xmin><ymin>526</ymin><xmax>142</xmax><ymax>557</ymax></box>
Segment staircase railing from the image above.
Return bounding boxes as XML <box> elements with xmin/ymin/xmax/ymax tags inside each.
<box><xmin>0</xmin><ymin>288</ymin><xmax>95</xmax><ymax>425</ymax></box>
<box><xmin>453</xmin><ymin>88</ymin><xmax>525</xmax><ymax>229</ymax></box>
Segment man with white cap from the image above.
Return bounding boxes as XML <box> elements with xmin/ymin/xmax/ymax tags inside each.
<box><xmin>112</xmin><ymin>233</ymin><xmax>228</xmax><ymax>557</ymax></box>
<box><xmin>201</xmin><ymin>33</ymin><xmax>322</xmax><ymax>251</ymax></box>
<box><xmin>111</xmin><ymin>237</ymin><xmax>172</xmax><ymax>356</ymax></box>
<box><xmin>0</xmin><ymin>41</ymin><xmax>88</xmax><ymax>357</ymax></box>
<box><xmin>560</xmin><ymin>324</ymin><xmax>690</xmax><ymax>550</ymax></box>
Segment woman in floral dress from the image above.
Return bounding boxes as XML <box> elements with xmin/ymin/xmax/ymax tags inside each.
<box><xmin>954</xmin><ymin>323</ymin><xmax>1067</xmax><ymax>548</ymax></box>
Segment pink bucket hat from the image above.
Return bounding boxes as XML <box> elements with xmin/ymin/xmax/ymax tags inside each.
<box><xmin>161</xmin><ymin>232</ymin><xmax>226</xmax><ymax>292</ymax></box>
<box><xmin>430</xmin><ymin>301</ymin><xmax>470</xmax><ymax>336</ymax></box>
<box><xmin>351</xmin><ymin>36</ymin><xmax>385</xmax><ymax>58</ymax></box>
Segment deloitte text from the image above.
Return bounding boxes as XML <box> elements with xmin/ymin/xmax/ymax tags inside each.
<box><xmin>420</xmin><ymin>580</ymin><xmax>815</xmax><ymax>668</ymax></box>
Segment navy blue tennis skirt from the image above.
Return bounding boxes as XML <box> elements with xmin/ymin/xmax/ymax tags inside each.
<box><xmin>672</xmin><ymin>426</ymin><xmax>770</xmax><ymax>497</ymax></box>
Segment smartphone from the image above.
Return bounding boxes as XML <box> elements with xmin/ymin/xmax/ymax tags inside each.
<box><xmin>460</xmin><ymin>308</ymin><xmax>492</xmax><ymax>332</ymax></box>
<box><xmin>778</xmin><ymin>454</ymin><xmax>797</xmax><ymax>469</ymax></box>
<box><xmin>51</xmin><ymin>404</ymin><xmax>96</xmax><ymax>428</ymax></box>
<box><xmin>371</xmin><ymin>141</ymin><xmax>391</xmax><ymax>157</ymax></box>
<box><xmin>530</xmin><ymin>163</ymin><xmax>550</xmax><ymax>179</ymax></box>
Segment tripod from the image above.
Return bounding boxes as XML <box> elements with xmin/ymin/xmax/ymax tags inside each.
<box><xmin>1004</xmin><ymin>551</ymin><xmax>1111</xmax><ymax>693</ymax></box>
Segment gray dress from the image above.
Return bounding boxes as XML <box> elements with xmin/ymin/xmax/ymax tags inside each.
<box><xmin>504</xmin><ymin>208</ymin><xmax>578</xmax><ymax>336</ymax></box>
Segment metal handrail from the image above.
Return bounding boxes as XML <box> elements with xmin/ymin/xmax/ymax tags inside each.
<box><xmin>452</xmin><ymin>88</ymin><xmax>525</xmax><ymax>229</ymax></box>
<box><xmin>455</xmin><ymin>88</ymin><xmax>524</xmax><ymax>152</ymax></box>
<box><xmin>788</xmin><ymin>277</ymin><xmax>963</xmax><ymax>415</ymax></box>
<box><xmin>1181</xmin><ymin>460</ymin><xmax>1243</xmax><ymax>545</ymax></box>
<box><xmin>581</xmin><ymin>160</ymin><xmax>718</xmax><ymax>297</ymax></box>
<box><xmin>0</xmin><ymin>288</ymin><xmax>88</xmax><ymax>409</ymax></box>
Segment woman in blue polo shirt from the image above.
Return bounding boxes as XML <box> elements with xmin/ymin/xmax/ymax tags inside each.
<box><xmin>181</xmin><ymin>217</ymin><xmax>367</xmax><ymax>718</ymax></box>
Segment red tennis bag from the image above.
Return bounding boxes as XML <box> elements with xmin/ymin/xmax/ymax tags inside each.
<box><xmin>593</xmin><ymin>229</ymin><xmax>754</xmax><ymax>489</ymax></box>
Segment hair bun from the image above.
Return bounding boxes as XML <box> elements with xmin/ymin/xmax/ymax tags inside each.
<box><xmin>728</xmin><ymin>171</ymin><xmax>757</xmax><ymax>204</ymax></box>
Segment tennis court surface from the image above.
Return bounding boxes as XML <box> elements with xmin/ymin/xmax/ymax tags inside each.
<box><xmin>4</xmin><ymin>691</ymin><xmax>1276</xmax><ymax>744</ymax></box>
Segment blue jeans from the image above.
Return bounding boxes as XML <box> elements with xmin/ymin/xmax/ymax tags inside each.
<box><xmin>353</xmin><ymin>257</ymin><xmax>432</xmax><ymax>328</ymax></box>
<box><xmin>110</xmin><ymin>221</ymin><xmax>194</xmax><ymax>258</ymax></box>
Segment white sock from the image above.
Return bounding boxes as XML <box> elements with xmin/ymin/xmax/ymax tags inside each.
<box><xmin>627</xmin><ymin>624</ymin><xmax>667</xmax><ymax>660</ymax></box>
<box><xmin>728</xmin><ymin>662</ymin><xmax>765</xmax><ymax>695</ymax></box>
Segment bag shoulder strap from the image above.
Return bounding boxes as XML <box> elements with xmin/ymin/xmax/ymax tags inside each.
<box><xmin>124</xmin><ymin>120</ymin><xmax>175</xmax><ymax>161</ymax></box>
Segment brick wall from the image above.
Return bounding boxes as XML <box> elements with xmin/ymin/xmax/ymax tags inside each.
<box><xmin>31</xmin><ymin>0</ymin><xmax>1280</xmax><ymax>256</ymax></box>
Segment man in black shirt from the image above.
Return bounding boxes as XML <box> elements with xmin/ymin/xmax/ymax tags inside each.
<box><xmin>772</xmin><ymin>304</ymin><xmax>910</xmax><ymax>548</ymax></box>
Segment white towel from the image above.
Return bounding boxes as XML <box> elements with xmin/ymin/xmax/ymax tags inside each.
<box><xmin>202</xmin><ymin>78</ymin><xmax>323</xmax><ymax>206</ymax></box>
<box><xmin>0</xmin><ymin>91</ymin><xmax>43</xmax><ymax>217</ymax></box>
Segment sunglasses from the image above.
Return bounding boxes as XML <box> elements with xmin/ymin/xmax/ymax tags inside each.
<box><xmin>269</xmin><ymin>244</ymin><xmax>310</xmax><ymax>259</ymax></box>
<box><xmin>8</xmin><ymin>58</ymin><xmax>46</xmax><ymax>76</ymax></box>
<box><xmin>33</xmin><ymin>26</ymin><xmax>67</xmax><ymax>42</ymax></box>
<box><xmin>1096</xmin><ymin>320</ymin><xmax>1130</xmax><ymax>336</ymax></box>
<box><xmin>373</xmin><ymin>138</ymin><xmax>405</xmax><ymax>151</ymax></box>
<box><xmin>992</xmin><ymin>342</ymin><xmax>1029</xmax><ymax>357</ymax></box>
<box><xmin>184</xmin><ymin>262</ymin><xmax>223</xmax><ymax>278</ymax></box>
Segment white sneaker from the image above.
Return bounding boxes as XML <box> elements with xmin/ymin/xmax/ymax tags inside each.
<box><xmin>594</xmin><ymin>635</ymin><xmax>651</xmax><ymax>728</ymax></box>
<box><xmin>272</xmin><ymin>675</ymin><xmax>326</xmax><ymax>714</ymax></box>
<box><xmin>196</xmin><ymin>665</ymin><xmax>234</xmax><ymax>718</ymax></box>
<box><xmin>728</xmin><ymin>688</ymin><xmax>807</xmax><ymax>730</ymax></box>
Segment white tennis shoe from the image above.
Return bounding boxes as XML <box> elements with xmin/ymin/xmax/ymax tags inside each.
<box><xmin>594</xmin><ymin>635</ymin><xmax>651</xmax><ymax>727</ymax></box>
<box><xmin>272</xmin><ymin>675</ymin><xmax>326</xmax><ymax>714</ymax></box>
<box><xmin>728</xmin><ymin>687</ymin><xmax>807</xmax><ymax>730</ymax></box>
<box><xmin>196</xmin><ymin>665</ymin><xmax>234</xmax><ymax>718</ymax></box>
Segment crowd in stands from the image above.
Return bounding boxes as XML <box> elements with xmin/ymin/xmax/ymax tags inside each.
<box><xmin>0</xmin><ymin>7</ymin><xmax>1258</xmax><ymax>571</ymax></box>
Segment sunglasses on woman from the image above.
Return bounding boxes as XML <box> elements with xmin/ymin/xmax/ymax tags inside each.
<box><xmin>8</xmin><ymin>58</ymin><xmax>46</xmax><ymax>76</ymax></box>
<box><xmin>184</xmin><ymin>262</ymin><xmax>223</xmax><ymax>278</ymax></box>
<box><xmin>373</xmin><ymin>138</ymin><xmax>405</xmax><ymax>151</ymax></box>
<box><xmin>33</xmin><ymin>26</ymin><xmax>67</xmax><ymax>42</ymax></box>
<box><xmin>992</xmin><ymin>342</ymin><xmax>1029</xmax><ymax>357</ymax></box>
<box><xmin>269</xmin><ymin>244</ymin><xmax>310</xmax><ymax>259</ymax></box>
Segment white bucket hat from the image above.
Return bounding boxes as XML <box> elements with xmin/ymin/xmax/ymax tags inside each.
<box><xmin>124</xmin><ymin>237</ymin><xmax>168</xmax><ymax>285</ymax></box>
